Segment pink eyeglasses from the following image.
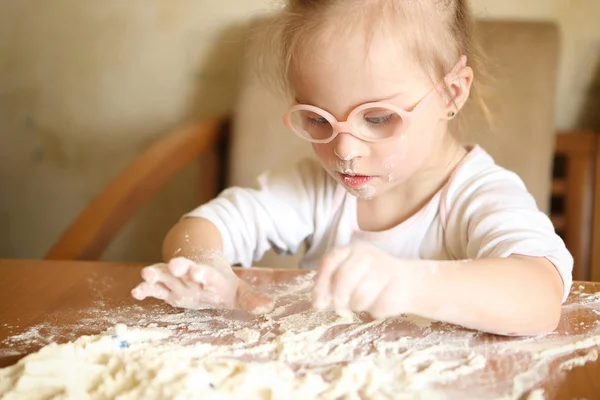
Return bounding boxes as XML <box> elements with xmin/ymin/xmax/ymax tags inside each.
<box><xmin>283</xmin><ymin>56</ymin><xmax>465</xmax><ymax>144</ymax></box>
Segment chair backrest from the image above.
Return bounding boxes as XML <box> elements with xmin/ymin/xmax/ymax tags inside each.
<box><xmin>461</xmin><ymin>21</ymin><xmax>559</xmax><ymax>214</ymax></box>
<box><xmin>227</xmin><ymin>19</ymin><xmax>561</xmax><ymax>268</ymax></box>
<box><xmin>551</xmin><ymin>131</ymin><xmax>599</xmax><ymax>281</ymax></box>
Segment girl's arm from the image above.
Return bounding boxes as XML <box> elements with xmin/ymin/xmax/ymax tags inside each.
<box><xmin>411</xmin><ymin>167</ymin><xmax>570</xmax><ymax>335</ymax></box>
<box><xmin>132</xmin><ymin>217</ymin><xmax>273</xmax><ymax>313</ymax></box>
<box><xmin>312</xmin><ymin>242</ymin><xmax>565</xmax><ymax>337</ymax></box>
<box><xmin>404</xmin><ymin>255</ymin><xmax>564</xmax><ymax>336</ymax></box>
<box><xmin>162</xmin><ymin>216</ymin><xmax>227</xmax><ymax>267</ymax></box>
<box><xmin>132</xmin><ymin>158</ymin><xmax>329</xmax><ymax>312</ymax></box>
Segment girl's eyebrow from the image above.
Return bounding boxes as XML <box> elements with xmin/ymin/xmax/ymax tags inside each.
<box><xmin>360</xmin><ymin>91</ymin><xmax>406</xmax><ymax>103</ymax></box>
<box><xmin>294</xmin><ymin>91</ymin><xmax>406</xmax><ymax>107</ymax></box>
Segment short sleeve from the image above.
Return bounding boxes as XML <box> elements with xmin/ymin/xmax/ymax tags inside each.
<box><xmin>445</xmin><ymin>167</ymin><xmax>573</xmax><ymax>302</ymax></box>
<box><xmin>183</xmin><ymin>158</ymin><xmax>334</xmax><ymax>267</ymax></box>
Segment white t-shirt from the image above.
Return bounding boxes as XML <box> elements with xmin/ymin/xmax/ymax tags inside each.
<box><xmin>185</xmin><ymin>146</ymin><xmax>573</xmax><ymax>302</ymax></box>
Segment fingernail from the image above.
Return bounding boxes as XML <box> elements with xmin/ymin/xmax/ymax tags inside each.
<box><xmin>172</xmin><ymin>256</ymin><xmax>193</xmax><ymax>269</ymax></box>
<box><xmin>172</xmin><ymin>262</ymin><xmax>187</xmax><ymax>276</ymax></box>
<box><xmin>313</xmin><ymin>293</ymin><xmax>330</xmax><ymax>310</ymax></box>
<box><xmin>192</xmin><ymin>270</ymin><xmax>205</xmax><ymax>283</ymax></box>
<box><xmin>131</xmin><ymin>288</ymin><xmax>142</xmax><ymax>300</ymax></box>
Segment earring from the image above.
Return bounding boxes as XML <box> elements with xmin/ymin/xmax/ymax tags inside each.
<box><xmin>449</xmin><ymin>111</ymin><xmax>456</xmax><ymax>118</ymax></box>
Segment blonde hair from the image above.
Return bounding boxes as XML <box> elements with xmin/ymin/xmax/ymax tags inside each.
<box><xmin>252</xmin><ymin>0</ymin><xmax>492</xmax><ymax>134</ymax></box>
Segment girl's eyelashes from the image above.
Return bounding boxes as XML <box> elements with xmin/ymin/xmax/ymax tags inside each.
<box><xmin>365</xmin><ymin>114</ymin><xmax>393</xmax><ymax>125</ymax></box>
<box><xmin>363</xmin><ymin>113</ymin><xmax>400</xmax><ymax>126</ymax></box>
<box><xmin>308</xmin><ymin>117</ymin><xmax>328</xmax><ymax>126</ymax></box>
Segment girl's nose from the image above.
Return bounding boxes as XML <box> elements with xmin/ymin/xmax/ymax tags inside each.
<box><xmin>332</xmin><ymin>132</ymin><xmax>368</xmax><ymax>161</ymax></box>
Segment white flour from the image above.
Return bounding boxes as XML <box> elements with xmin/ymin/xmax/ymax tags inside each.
<box><xmin>1</xmin><ymin>275</ymin><xmax>600</xmax><ymax>399</ymax></box>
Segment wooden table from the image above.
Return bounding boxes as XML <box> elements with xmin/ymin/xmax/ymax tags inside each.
<box><xmin>1</xmin><ymin>259</ymin><xmax>599</xmax><ymax>399</ymax></box>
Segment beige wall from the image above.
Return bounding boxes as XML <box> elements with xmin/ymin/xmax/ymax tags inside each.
<box><xmin>1</xmin><ymin>0</ymin><xmax>598</xmax><ymax>261</ymax></box>
<box><xmin>0</xmin><ymin>0</ymin><xmax>270</xmax><ymax>261</ymax></box>
<box><xmin>472</xmin><ymin>0</ymin><xmax>560</xmax><ymax>20</ymax></box>
<box><xmin>471</xmin><ymin>0</ymin><xmax>600</xmax><ymax>129</ymax></box>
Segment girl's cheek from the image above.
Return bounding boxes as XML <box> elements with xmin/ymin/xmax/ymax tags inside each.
<box><xmin>375</xmin><ymin>142</ymin><xmax>404</xmax><ymax>167</ymax></box>
<box><xmin>311</xmin><ymin>143</ymin><xmax>324</xmax><ymax>153</ymax></box>
<box><xmin>312</xmin><ymin>144</ymin><xmax>331</xmax><ymax>164</ymax></box>
<box><xmin>382</xmin><ymin>154</ymin><xmax>399</xmax><ymax>182</ymax></box>
<box><xmin>373</xmin><ymin>140</ymin><xmax>418</xmax><ymax>180</ymax></box>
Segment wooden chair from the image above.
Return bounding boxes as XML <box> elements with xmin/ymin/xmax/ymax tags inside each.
<box><xmin>45</xmin><ymin>118</ymin><xmax>230</xmax><ymax>261</ymax></box>
<box><xmin>551</xmin><ymin>131</ymin><xmax>600</xmax><ymax>282</ymax></box>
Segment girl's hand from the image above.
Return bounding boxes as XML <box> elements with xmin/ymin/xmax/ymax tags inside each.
<box><xmin>131</xmin><ymin>256</ymin><xmax>274</xmax><ymax>315</ymax></box>
<box><xmin>312</xmin><ymin>241</ymin><xmax>418</xmax><ymax>319</ymax></box>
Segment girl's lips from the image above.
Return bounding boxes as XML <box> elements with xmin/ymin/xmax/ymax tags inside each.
<box><xmin>339</xmin><ymin>173</ymin><xmax>374</xmax><ymax>188</ymax></box>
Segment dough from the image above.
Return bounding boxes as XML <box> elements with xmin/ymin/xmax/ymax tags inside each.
<box><xmin>0</xmin><ymin>324</ymin><xmax>486</xmax><ymax>399</ymax></box>
<box><xmin>1</xmin><ymin>275</ymin><xmax>599</xmax><ymax>400</ymax></box>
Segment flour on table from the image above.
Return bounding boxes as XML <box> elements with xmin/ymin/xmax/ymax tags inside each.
<box><xmin>1</xmin><ymin>274</ymin><xmax>600</xmax><ymax>400</ymax></box>
<box><xmin>234</xmin><ymin>328</ymin><xmax>260</xmax><ymax>344</ymax></box>
<box><xmin>0</xmin><ymin>325</ymin><xmax>484</xmax><ymax>400</ymax></box>
<box><xmin>525</xmin><ymin>389</ymin><xmax>545</xmax><ymax>400</ymax></box>
<box><xmin>559</xmin><ymin>348</ymin><xmax>598</xmax><ymax>371</ymax></box>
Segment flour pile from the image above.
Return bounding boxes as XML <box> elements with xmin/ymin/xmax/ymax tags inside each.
<box><xmin>1</xmin><ymin>276</ymin><xmax>599</xmax><ymax>400</ymax></box>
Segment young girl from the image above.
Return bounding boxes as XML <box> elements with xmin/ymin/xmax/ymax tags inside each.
<box><xmin>131</xmin><ymin>0</ymin><xmax>572</xmax><ymax>337</ymax></box>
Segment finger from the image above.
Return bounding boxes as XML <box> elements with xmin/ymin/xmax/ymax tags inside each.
<box><xmin>168</xmin><ymin>257</ymin><xmax>199</xmax><ymax>289</ymax></box>
<box><xmin>348</xmin><ymin>269</ymin><xmax>386</xmax><ymax>313</ymax></box>
<box><xmin>131</xmin><ymin>282</ymin><xmax>170</xmax><ymax>301</ymax></box>
<box><xmin>131</xmin><ymin>282</ymin><xmax>147</xmax><ymax>300</ymax></box>
<box><xmin>168</xmin><ymin>257</ymin><xmax>196</xmax><ymax>278</ymax></box>
<box><xmin>330</xmin><ymin>254</ymin><xmax>371</xmax><ymax>313</ymax></box>
<box><xmin>140</xmin><ymin>263</ymin><xmax>165</xmax><ymax>283</ymax></box>
<box><xmin>368</xmin><ymin>281</ymin><xmax>397</xmax><ymax>320</ymax></box>
<box><xmin>187</xmin><ymin>264</ymin><xmax>239</xmax><ymax>309</ymax></box>
<box><xmin>313</xmin><ymin>246</ymin><xmax>352</xmax><ymax>310</ymax></box>
<box><xmin>142</xmin><ymin>264</ymin><xmax>188</xmax><ymax>294</ymax></box>
<box><xmin>189</xmin><ymin>264</ymin><xmax>228</xmax><ymax>292</ymax></box>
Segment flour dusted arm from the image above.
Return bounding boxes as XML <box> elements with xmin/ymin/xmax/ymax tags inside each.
<box><xmin>408</xmin><ymin>168</ymin><xmax>572</xmax><ymax>336</ymax></box>
<box><xmin>132</xmin><ymin>158</ymin><xmax>331</xmax><ymax>313</ymax></box>
<box><xmin>311</xmin><ymin>166</ymin><xmax>572</xmax><ymax>336</ymax></box>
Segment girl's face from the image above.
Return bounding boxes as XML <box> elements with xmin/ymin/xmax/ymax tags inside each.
<box><xmin>289</xmin><ymin>28</ymin><xmax>456</xmax><ymax>200</ymax></box>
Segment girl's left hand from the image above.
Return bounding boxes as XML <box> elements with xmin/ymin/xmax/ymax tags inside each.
<box><xmin>312</xmin><ymin>241</ymin><xmax>418</xmax><ymax>319</ymax></box>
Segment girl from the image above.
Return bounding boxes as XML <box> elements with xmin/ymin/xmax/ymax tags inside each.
<box><xmin>131</xmin><ymin>0</ymin><xmax>572</xmax><ymax>337</ymax></box>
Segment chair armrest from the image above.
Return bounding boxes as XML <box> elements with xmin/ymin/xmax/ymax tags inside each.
<box><xmin>45</xmin><ymin>117</ymin><xmax>228</xmax><ymax>261</ymax></box>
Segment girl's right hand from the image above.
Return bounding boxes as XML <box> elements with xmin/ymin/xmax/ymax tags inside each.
<box><xmin>131</xmin><ymin>257</ymin><xmax>274</xmax><ymax>314</ymax></box>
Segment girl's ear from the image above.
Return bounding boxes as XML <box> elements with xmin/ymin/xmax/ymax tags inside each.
<box><xmin>442</xmin><ymin>58</ymin><xmax>474</xmax><ymax>120</ymax></box>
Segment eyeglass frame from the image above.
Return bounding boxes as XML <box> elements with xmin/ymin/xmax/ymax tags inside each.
<box><xmin>282</xmin><ymin>56</ymin><xmax>466</xmax><ymax>144</ymax></box>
